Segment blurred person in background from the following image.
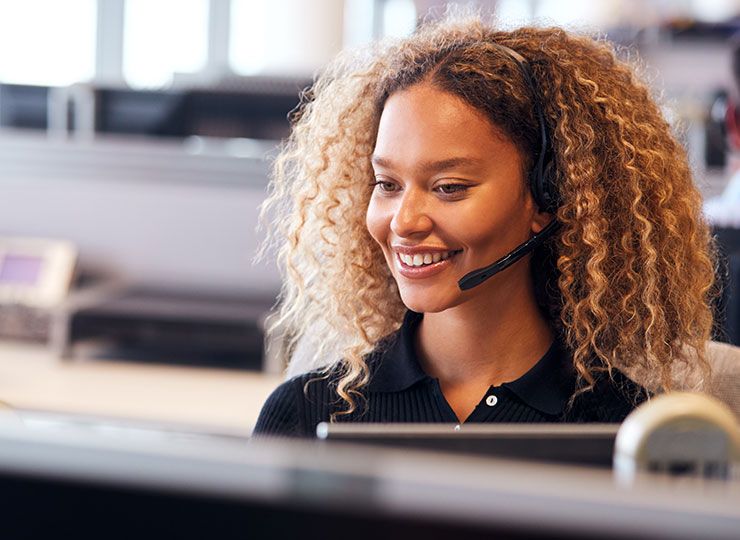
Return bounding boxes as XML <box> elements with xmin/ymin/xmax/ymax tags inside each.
<box><xmin>704</xmin><ymin>37</ymin><xmax>740</xmax><ymax>228</ymax></box>
<box><xmin>254</xmin><ymin>13</ymin><xmax>717</xmax><ymax>437</ymax></box>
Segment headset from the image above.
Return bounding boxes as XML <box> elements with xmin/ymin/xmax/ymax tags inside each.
<box><xmin>457</xmin><ymin>43</ymin><xmax>560</xmax><ymax>291</ymax></box>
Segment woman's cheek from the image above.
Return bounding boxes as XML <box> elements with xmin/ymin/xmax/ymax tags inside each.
<box><xmin>365</xmin><ymin>199</ymin><xmax>389</xmax><ymax>247</ymax></box>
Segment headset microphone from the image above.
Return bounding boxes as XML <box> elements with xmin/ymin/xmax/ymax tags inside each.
<box><xmin>457</xmin><ymin>43</ymin><xmax>558</xmax><ymax>292</ymax></box>
<box><xmin>457</xmin><ymin>220</ymin><xmax>559</xmax><ymax>291</ymax></box>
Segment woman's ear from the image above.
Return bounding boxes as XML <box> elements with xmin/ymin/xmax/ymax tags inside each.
<box><xmin>531</xmin><ymin>209</ymin><xmax>556</xmax><ymax>234</ymax></box>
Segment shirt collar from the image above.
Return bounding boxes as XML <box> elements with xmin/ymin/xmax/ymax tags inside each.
<box><xmin>501</xmin><ymin>339</ymin><xmax>575</xmax><ymax>416</ymax></box>
<box><xmin>366</xmin><ymin>310</ymin><xmax>575</xmax><ymax>417</ymax></box>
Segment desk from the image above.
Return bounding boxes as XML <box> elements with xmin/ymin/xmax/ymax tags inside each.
<box><xmin>0</xmin><ymin>340</ymin><xmax>283</xmax><ymax>433</ymax></box>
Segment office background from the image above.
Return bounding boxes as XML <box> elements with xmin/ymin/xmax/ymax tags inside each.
<box><xmin>0</xmin><ymin>0</ymin><xmax>736</xmax><ymax>293</ymax></box>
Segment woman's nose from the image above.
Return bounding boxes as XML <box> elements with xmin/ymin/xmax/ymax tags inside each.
<box><xmin>390</xmin><ymin>190</ymin><xmax>433</xmax><ymax>237</ymax></box>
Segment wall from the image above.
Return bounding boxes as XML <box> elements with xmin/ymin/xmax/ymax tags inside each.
<box><xmin>0</xmin><ymin>130</ymin><xmax>280</xmax><ymax>297</ymax></box>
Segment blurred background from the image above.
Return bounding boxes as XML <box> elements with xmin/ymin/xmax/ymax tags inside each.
<box><xmin>0</xmin><ymin>0</ymin><xmax>739</xmax><ymax>431</ymax></box>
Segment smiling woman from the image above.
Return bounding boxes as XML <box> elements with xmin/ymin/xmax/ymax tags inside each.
<box><xmin>253</xmin><ymin>14</ymin><xmax>717</xmax><ymax>437</ymax></box>
<box><xmin>365</xmin><ymin>84</ymin><xmax>555</xmax><ymax>420</ymax></box>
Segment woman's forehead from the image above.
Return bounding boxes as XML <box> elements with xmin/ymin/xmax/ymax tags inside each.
<box><xmin>374</xmin><ymin>83</ymin><xmax>519</xmax><ymax>163</ymax></box>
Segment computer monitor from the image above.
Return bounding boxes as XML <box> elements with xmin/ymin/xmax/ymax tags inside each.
<box><xmin>94</xmin><ymin>79</ymin><xmax>307</xmax><ymax>140</ymax></box>
<box><xmin>0</xmin><ymin>83</ymin><xmax>49</xmax><ymax>129</ymax></box>
<box><xmin>317</xmin><ymin>422</ymin><xmax>620</xmax><ymax>467</ymax></box>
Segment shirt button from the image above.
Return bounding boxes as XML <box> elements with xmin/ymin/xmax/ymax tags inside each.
<box><xmin>486</xmin><ymin>395</ymin><xmax>498</xmax><ymax>407</ymax></box>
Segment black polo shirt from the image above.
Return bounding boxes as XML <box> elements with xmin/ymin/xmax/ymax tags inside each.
<box><xmin>254</xmin><ymin>311</ymin><xmax>645</xmax><ymax>437</ymax></box>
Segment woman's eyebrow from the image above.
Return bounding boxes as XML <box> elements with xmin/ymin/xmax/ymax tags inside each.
<box><xmin>370</xmin><ymin>155</ymin><xmax>484</xmax><ymax>172</ymax></box>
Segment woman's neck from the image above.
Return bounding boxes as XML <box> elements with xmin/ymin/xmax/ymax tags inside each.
<box><xmin>415</xmin><ymin>270</ymin><xmax>554</xmax><ymax>389</ymax></box>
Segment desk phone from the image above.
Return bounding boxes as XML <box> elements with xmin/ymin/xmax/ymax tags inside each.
<box><xmin>0</xmin><ymin>236</ymin><xmax>77</xmax><ymax>340</ymax></box>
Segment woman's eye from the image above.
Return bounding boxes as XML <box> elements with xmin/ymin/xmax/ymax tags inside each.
<box><xmin>437</xmin><ymin>184</ymin><xmax>467</xmax><ymax>195</ymax></box>
<box><xmin>372</xmin><ymin>180</ymin><xmax>398</xmax><ymax>193</ymax></box>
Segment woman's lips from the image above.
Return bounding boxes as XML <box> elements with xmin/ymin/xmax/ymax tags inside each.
<box><xmin>395</xmin><ymin>250</ymin><xmax>461</xmax><ymax>279</ymax></box>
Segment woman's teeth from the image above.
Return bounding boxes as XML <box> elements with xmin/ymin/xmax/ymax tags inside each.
<box><xmin>399</xmin><ymin>251</ymin><xmax>457</xmax><ymax>267</ymax></box>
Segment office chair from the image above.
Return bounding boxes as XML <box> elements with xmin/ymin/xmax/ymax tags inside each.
<box><xmin>705</xmin><ymin>340</ymin><xmax>740</xmax><ymax>419</ymax></box>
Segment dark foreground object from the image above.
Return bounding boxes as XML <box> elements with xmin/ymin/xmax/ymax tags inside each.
<box><xmin>0</xmin><ymin>417</ymin><xmax>739</xmax><ymax>540</ymax></box>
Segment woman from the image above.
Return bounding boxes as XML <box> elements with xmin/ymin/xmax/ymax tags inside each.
<box><xmin>254</xmin><ymin>15</ymin><xmax>717</xmax><ymax>437</ymax></box>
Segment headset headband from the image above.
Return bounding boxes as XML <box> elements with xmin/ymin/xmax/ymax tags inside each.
<box><xmin>489</xmin><ymin>43</ymin><xmax>556</xmax><ymax>212</ymax></box>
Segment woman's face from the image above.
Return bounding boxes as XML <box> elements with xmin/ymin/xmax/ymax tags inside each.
<box><xmin>366</xmin><ymin>81</ymin><xmax>550</xmax><ymax>313</ymax></box>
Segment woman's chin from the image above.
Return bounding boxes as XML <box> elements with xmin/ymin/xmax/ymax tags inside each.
<box><xmin>398</xmin><ymin>289</ymin><xmax>460</xmax><ymax>314</ymax></box>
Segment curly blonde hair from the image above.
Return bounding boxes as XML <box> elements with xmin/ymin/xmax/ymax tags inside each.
<box><xmin>260</xmin><ymin>14</ymin><xmax>717</xmax><ymax>416</ymax></box>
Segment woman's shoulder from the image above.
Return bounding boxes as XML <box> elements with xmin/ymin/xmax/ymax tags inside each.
<box><xmin>566</xmin><ymin>368</ymin><xmax>648</xmax><ymax>423</ymax></box>
<box><xmin>252</xmin><ymin>370</ymin><xmax>335</xmax><ymax>438</ymax></box>
<box><xmin>252</xmin><ymin>328</ymin><xmax>407</xmax><ymax>438</ymax></box>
